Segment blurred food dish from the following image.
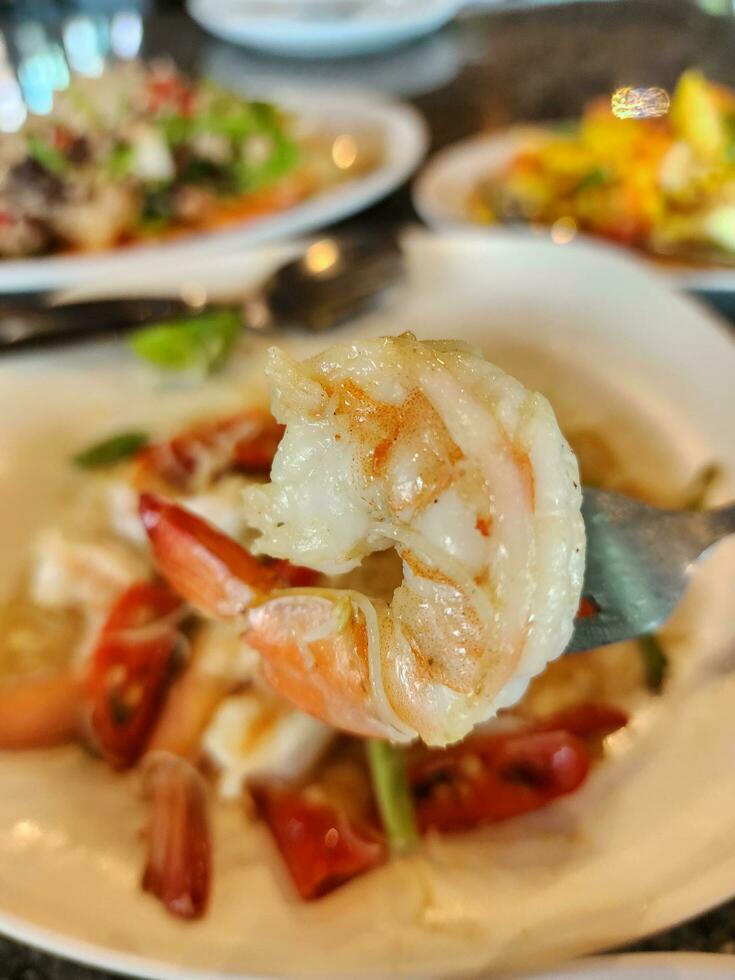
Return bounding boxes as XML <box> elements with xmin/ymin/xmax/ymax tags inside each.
<box><xmin>415</xmin><ymin>70</ymin><xmax>735</xmax><ymax>288</ymax></box>
<box><xmin>0</xmin><ymin>69</ymin><xmax>426</xmax><ymax>291</ymax></box>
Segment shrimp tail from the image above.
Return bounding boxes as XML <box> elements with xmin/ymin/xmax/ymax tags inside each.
<box><xmin>141</xmin><ymin>751</ymin><xmax>211</xmax><ymax>920</ymax></box>
<box><xmin>139</xmin><ymin>493</ymin><xmax>277</xmax><ymax>618</ymax></box>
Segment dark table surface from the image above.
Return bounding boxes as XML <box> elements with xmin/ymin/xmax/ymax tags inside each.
<box><xmin>2</xmin><ymin>0</ymin><xmax>735</xmax><ymax>976</ymax></box>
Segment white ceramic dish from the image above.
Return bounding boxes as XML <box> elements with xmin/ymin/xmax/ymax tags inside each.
<box><xmin>413</xmin><ymin>128</ymin><xmax>735</xmax><ymax>290</ymax></box>
<box><xmin>187</xmin><ymin>0</ymin><xmax>463</xmax><ymax>58</ymax></box>
<box><xmin>1</xmin><ymin>232</ymin><xmax>735</xmax><ymax>978</ymax></box>
<box><xmin>524</xmin><ymin>953</ymin><xmax>735</xmax><ymax>979</ymax></box>
<box><xmin>0</xmin><ymin>89</ymin><xmax>427</xmax><ymax>294</ymax></box>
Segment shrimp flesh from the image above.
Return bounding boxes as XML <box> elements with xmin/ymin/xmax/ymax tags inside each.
<box><xmin>144</xmin><ymin>334</ymin><xmax>585</xmax><ymax>747</ymax></box>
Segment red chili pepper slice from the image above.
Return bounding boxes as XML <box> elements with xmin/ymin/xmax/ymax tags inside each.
<box><xmin>135</xmin><ymin>412</ymin><xmax>284</xmax><ymax>492</ymax></box>
<box><xmin>535</xmin><ymin>702</ymin><xmax>628</xmax><ymax>739</ymax></box>
<box><xmin>85</xmin><ymin>582</ymin><xmax>185</xmax><ymax>770</ymax></box>
<box><xmin>251</xmin><ymin>783</ymin><xmax>387</xmax><ymax>900</ymax></box>
<box><xmin>411</xmin><ymin>729</ymin><xmax>591</xmax><ymax>834</ymax></box>
<box><xmin>410</xmin><ymin>702</ymin><xmax>627</xmax><ymax>834</ymax></box>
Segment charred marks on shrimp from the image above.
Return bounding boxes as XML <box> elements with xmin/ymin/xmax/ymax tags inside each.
<box><xmin>323</xmin><ymin>379</ymin><xmax>467</xmax><ymax>517</ymax></box>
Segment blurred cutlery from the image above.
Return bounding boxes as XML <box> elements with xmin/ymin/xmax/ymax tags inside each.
<box><xmin>0</xmin><ymin>234</ymin><xmax>402</xmax><ymax>350</ymax></box>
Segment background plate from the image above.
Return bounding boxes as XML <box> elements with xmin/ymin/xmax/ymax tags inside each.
<box><xmin>1</xmin><ymin>234</ymin><xmax>734</xmax><ymax>978</ymax></box>
<box><xmin>0</xmin><ymin>90</ymin><xmax>426</xmax><ymax>294</ymax></box>
<box><xmin>413</xmin><ymin>129</ymin><xmax>735</xmax><ymax>291</ymax></box>
<box><xmin>186</xmin><ymin>0</ymin><xmax>463</xmax><ymax>58</ymax></box>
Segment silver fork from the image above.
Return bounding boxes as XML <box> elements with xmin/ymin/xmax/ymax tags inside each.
<box><xmin>568</xmin><ymin>488</ymin><xmax>735</xmax><ymax>653</ymax></box>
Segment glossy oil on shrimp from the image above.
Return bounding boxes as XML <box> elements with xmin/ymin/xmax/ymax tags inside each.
<box><xmin>144</xmin><ymin>334</ymin><xmax>585</xmax><ymax>747</ymax></box>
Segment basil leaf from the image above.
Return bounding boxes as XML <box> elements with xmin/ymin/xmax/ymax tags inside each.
<box><xmin>28</xmin><ymin>135</ymin><xmax>69</xmax><ymax>175</ymax></box>
<box><xmin>73</xmin><ymin>431</ymin><xmax>149</xmax><ymax>469</ymax></box>
<box><xmin>129</xmin><ymin>309</ymin><xmax>241</xmax><ymax>373</ymax></box>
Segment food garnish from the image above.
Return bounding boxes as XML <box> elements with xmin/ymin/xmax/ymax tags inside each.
<box><xmin>366</xmin><ymin>739</ymin><xmax>419</xmax><ymax>854</ymax></box>
<box><xmin>73</xmin><ymin>430</ymin><xmax>149</xmax><ymax>469</ymax></box>
<box><xmin>129</xmin><ymin>309</ymin><xmax>241</xmax><ymax>374</ymax></box>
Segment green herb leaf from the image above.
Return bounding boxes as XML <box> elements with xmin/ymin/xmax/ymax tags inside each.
<box><xmin>129</xmin><ymin>309</ymin><xmax>241</xmax><ymax>374</ymax></box>
<box><xmin>27</xmin><ymin>135</ymin><xmax>69</xmax><ymax>175</ymax></box>
<box><xmin>106</xmin><ymin>142</ymin><xmax>134</xmax><ymax>179</ymax></box>
<box><xmin>575</xmin><ymin>167</ymin><xmax>607</xmax><ymax>193</ymax></box>
<box><xmin>232</xmin><ymin>133</ymin><xmax>299</xmax><ymax>193</ymax></box>
<box><xmin>637</xmin><ymin>633</ymin><xmax>669</xmax><ymax>694</ymax></box>
<box><xmin>366</xmin><ymin>739</ymin><xmax>419</xmax><ymax>855</ymax></box>
<box><xmin>73</xmin><ymin>431</ymin><xmax>149</xmax><ymax>469</ymax></box>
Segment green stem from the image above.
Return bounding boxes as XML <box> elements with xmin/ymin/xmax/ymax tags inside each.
<box><xmin>637</xmin><ymin>633</ymin><xmax>669</xmax><ymax>693</ymax></box>
<box><xmin>366</xmin><ymin>739</ymin><xmax>419</xmax><ymax>855</ymax></box>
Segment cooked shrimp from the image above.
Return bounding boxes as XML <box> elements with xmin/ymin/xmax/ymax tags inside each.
<box><xmin>144</xmin><ymin>334</ymin><xmax>585</xmax><ymax>746</ymax></box>
<box><xmin>0</xmin><ymin>674</ymin><xmax>82</xmax><ymax>749</ymax></box>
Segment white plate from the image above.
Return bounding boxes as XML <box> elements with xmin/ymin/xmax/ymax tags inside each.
<box><xmin>187</xmin><ymin>0</ymin><xmax>462</xmax><ymax>58</ymax></box>
<box><xmin>413</xmin><ymin>129</ymin><xmax>735</xmax><ymax>290</ymax></box>
<box><xmin>0</xmin><ymin>89</ymin><xmax>427</xmax><ymax>295</ymax></box>
<box><xmin>1</xmin><ymin>232</ymin><xmax>735</xmax><ymax>979</ymax></box>
<box><xmin>525</xmin><ymin>953</ymin><xmax>735</xmax><ymax>979</ymax></box>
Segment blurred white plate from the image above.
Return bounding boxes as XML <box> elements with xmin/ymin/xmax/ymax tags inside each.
<box><xmin>413</xmin><ymin>128</ymin><xmax>735</xmax><ymax>290</ymax></box>
<box><xmin>187</xmin><ymin>0</ymin><xmax>463</xmax><ymax>57</ymax></box>
<box><xmin>524</xmin><ymin>953</ymin><xmax>735</xmax><ymax>979</ymax></box>
<box><xmin>0</xmin><ymin>89</ymin><xmax>427</xmax><ymax>294</ymax></box>
<box><xmin>1</xmin><ymin>233</ymin><xmax>735</xmax><ymax>978</ymax></box>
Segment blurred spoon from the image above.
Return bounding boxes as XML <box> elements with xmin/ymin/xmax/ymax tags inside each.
<box><xmin>0</xmin><ymin>234</ymin><xmax>402</xmax><ymax>351</ymax></box>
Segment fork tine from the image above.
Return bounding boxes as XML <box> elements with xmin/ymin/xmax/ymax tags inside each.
<box><xmin>566</xmin><ymin>489</ymin><xmax>735</xmax><ymax>654</ymax></box>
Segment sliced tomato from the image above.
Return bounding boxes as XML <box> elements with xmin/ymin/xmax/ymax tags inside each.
<box><xmin>135</xmin><ymin>411</ymin><xmax>284</xmax><ymax>493</ymax></box>
<box><xmin>85</xmin><ymin>582</ymin><xmax>185</xmax><ymax>770</ymax></box>
<box><xmin>141</xmin><ymin>752</ymin><xmax>211</xmax><ymax>920</ymax></box>
<box><xmin>251</xmin><ymin>783</ymin><xmax>387</xmax><ymax>900</ymax></box>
